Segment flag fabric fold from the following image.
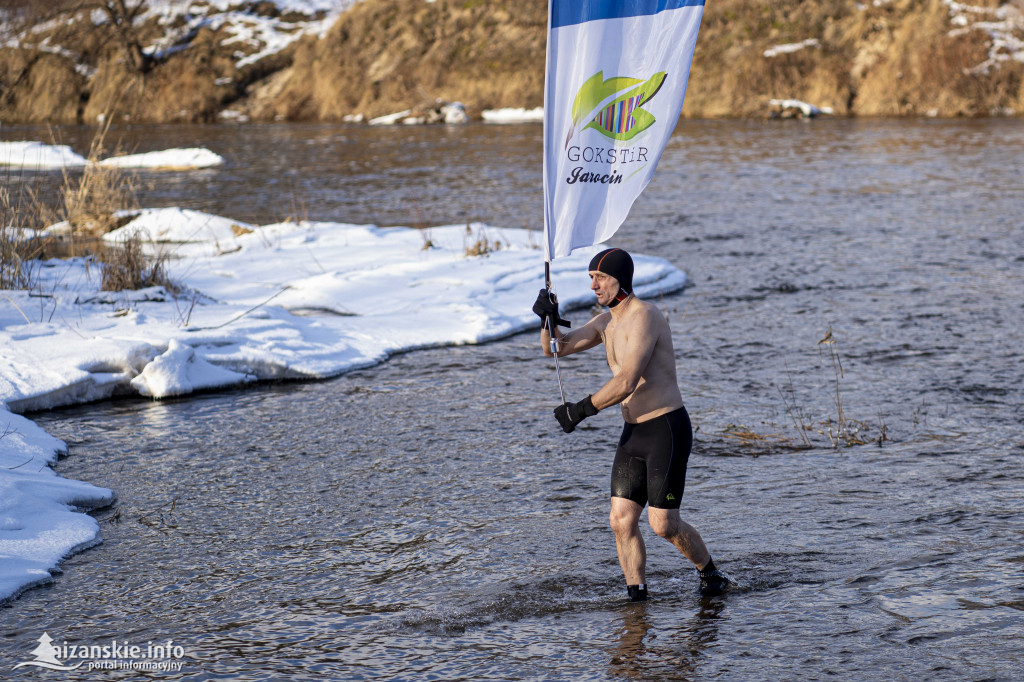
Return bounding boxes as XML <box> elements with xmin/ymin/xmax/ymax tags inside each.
<box><xmin>543</xmin><ymin>0</ymin><xmax>704</xmax><ymax>260</ymax></box>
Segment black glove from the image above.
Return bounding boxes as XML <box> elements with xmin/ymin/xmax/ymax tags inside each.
<box><xmin>554</xmin><ymin>395</ymin><xmax>598</xmax><ymax>433</ymax></box>
<box><xmin>532</xmin><ymin>288</ymin><xmax>571</xmax><ymax>330</ymax></box>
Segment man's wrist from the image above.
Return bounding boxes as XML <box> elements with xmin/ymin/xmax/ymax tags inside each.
<box><xmin>572</xmin><ymin>395</ymin><xmax>599</xmax><ymax>421</ymax></box>
<box><xmin>554</xmin><ymin>395</ymin><xmax>598</xmax><ymax>433</ymax></box>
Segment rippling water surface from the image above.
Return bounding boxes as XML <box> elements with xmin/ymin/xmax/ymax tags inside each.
<box><xmin>3</xmin><ymin>119</ymin><xmax>1023</xmax><ymax>680</ymax></box>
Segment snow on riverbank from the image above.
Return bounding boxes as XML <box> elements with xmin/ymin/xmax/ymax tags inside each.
<box><xmin>0</xmin><ymin>142</ymin><xmax>224</xmax><ymax>170</ymax></box>
<box><xmin>481</xmin><ymin>108</ymin><xmax>544</xmax><ymax>124</ymax></box>
<box><xmin>97</xmin><ymin>148</ymin><xmax>224</xmax><ymax>170</ymax></box>
<box><xmin>4</xmin><ymin>0</ymin><xmax>356</xmax><ymax>74</ymax></box>
<box><xmin>140</xmin><ymin>0</ymin><xmax>356</xmax><ymax>69</ymax></box>
<box><xmin>0</xmin><ymin>208</ymin><xmax>687</xmax><ymax>602</ymax></box>
<box><xmin>0</xmin><ymin>410</ymin><xmax>114</xmax><ymax>602</ymax></box>
<box><xmin>768</xmin><ymin>99</ymin><xmax>835</xmax><ymax>118</ymax></box>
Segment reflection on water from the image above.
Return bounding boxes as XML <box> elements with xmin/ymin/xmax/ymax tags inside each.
<box><xmin>2</xmin><ymin>119</ymin><xmax>1023</xmax><ymax>679</ymax></box>
<box><xmin>610</xmin><ymin>599</ymin><xmax>724</xmax><ymax>680</ymax></box>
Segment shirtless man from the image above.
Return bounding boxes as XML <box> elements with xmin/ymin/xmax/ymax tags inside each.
<box><xmin>533</xmin><ymin>248</ymin><xmax>730</xmax><ymax>601</ymax></box>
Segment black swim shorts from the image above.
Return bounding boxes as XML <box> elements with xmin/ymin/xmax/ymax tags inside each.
<box><xmin>610</xmin><ymin>406</ymin><xmax>693</xmax><ymax>510</ymax></box>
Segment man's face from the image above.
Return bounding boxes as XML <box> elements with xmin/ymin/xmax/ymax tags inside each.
<box><xmin>589</xmin><ymin>270</ymin><xmax>620</xmax><ymax>306</ymax></box>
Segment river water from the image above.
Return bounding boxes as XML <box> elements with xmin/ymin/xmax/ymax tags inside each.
<box><xmin>2</xmin><ymin>119</ymin><xmax>1023</xmax><ymax>680</ymax></box>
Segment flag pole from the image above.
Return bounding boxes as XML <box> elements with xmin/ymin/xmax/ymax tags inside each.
<box><xmin>545</xmin><ymin>260</ymin><xmax>567</xmax><ymax>404</ymax></box>
<box><xmin>542</xmin><ymin>2</ymin><xmax>566</xmax><ymax>405</ymax></box>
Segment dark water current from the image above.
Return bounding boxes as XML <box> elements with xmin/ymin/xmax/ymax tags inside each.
<box><xmin>2</xmin><ymin>119</ymin><xmax>1023</xmax><ymax>680</ymax></box>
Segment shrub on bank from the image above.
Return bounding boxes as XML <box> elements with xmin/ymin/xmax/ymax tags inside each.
<box><xmin>1</xmin><ymin>128</ymin><xmax>180</xmax><ymax>295</ymax></box>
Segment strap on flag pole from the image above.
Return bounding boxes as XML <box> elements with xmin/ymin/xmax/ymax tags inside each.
<box><xmin>545</xmin><ymin>260</ymin><xmax>567</xmax><ymax>404</ymax></box>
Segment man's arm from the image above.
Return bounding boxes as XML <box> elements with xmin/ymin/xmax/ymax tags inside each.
<box><xmin>589</xmin><ymin>307</ymin><xmax>661</xmax><ymax>410</ymax></box>
<box><xmin>551</xmin><ymin>307</ymin><xmax>662</xmax><ymax>434</ymax></box>
<box><xmin>541</xmin><ymin>313</ymin><xmax>606</xmax><ymax>357</ymax></box>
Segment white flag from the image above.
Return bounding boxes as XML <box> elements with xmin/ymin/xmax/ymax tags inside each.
<box><xmin>543</xmin><ymin>0</ymin><xmax>704</xmax><ymax>260</ymax></box>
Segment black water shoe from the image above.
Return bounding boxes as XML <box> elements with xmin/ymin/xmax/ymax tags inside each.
<box><xmin>697</xmin><ymin>568</ymin><xmax>732</xmax><ymax>597</ymax></box>
<box><xmin>627</xmin><ymin>584</ymin><xmax>648</xmax><ymax>602</ymax></box>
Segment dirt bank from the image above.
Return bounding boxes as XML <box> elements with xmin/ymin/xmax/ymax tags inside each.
<box><xmin>1</xmin><ymin>0</ymin><xmax>1021</xmax><ymax>123</ymax></box>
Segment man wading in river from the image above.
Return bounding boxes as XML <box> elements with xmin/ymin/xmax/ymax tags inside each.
<box><xmin>533</xmin><ymin>248</ymin><xmax>731</xmax><ymax>601</ymax></box>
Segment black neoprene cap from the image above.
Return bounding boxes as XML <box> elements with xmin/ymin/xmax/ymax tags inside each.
<box><xmin>588</xmin><ymin>248</ymin><xmax>633</xmax><ymax>295</ymax></box>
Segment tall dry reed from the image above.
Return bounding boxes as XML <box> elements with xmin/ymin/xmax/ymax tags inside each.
<box><xmin>1</xmin><ymin>123</ymin><xmax>178</xmax><ymax>294</ymax></box>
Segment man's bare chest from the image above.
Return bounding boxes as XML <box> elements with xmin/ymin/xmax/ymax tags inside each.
<box><xmin>602</xmin><ymin>323</ymin><xmax>629</xmax><ymax>371</ymax></box>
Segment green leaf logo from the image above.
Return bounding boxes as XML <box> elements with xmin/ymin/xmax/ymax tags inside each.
<box><xmin>565</xmin><ymin>71</ymin><xmax>667</xmax><ymax>147</ymax></box>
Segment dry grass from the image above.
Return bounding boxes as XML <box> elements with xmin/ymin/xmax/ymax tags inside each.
<box><xmin>100</xmin><ymin>233</ymin><xmax>177</xmax><ymax>293</ymax></box>
<box><xmin>720</xmin><ymin>423</ymin><xmax>796</xmax><ymax>449</ymax></box>
<box><xmin>0</xmin><ymin>228</ymin><xmax>41</xmax><ymax>290</ymax></box>
<box><xmin>408</xmin><ymin>205</ymin><xmax>435</xmax><ymax>250</ymax></box>
<box><xmin>55</xmin><ymin>163</ymin><xmax>137</xmax><ymax>237</ymax></box>
<box><xmin>266</xmin><ymin>0</ymin><xmax>547</xmax><ymax>120</ymax></box>
<box><xmin>0</xmin><ymin>183</ymin><xmax>45</xmax><ymax>289</ymax></box>
<box><xmin>3</xmin><ymin>0</ymin><xmax>1023</xmax><ymax>122</ymax></box>
<box><xmin>1</xmin><ymin>124</ymin><xmax>179</xmax><ymax>294</ymax></box>
<box><xmin>724</xmin><ymin>327</ymin><xmax>890</xmax><ymax>455</ymax></box>
<box><xmin>776</xmin><ymin>363</ymin><xmax>814</xmax><ymax>449</ymax></box>
<box><xmin>816</xmin><ymin>326</ymin><xmax>883</xmax><ymax>447</ymax></box>
<box><xmin>812</xmin><ymin>327</ymin><xmax>887</xmax><ymax>448</ymax></box>
<box><xmin>37</xmin><ymin>124</ymin><xmax>140</xmax><ymax>239</ymax></box>
<box><xmin>463</xmin><ymin>223</ymin><xmax>504</xmax><ymax>257</ymax></box>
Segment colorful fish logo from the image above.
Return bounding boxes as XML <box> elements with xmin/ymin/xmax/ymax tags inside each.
<box><xmin>565</xmin><ymin>71</ymin><xmax>667</xmax><ymax>148</ymax></box>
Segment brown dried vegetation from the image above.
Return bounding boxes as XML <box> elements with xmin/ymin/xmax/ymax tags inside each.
<box><xmin>99</xmin><ymin>232</ymin><xmax>177</xmax><ymax>292</ymax></box>
<box><xmin>253</xmin><ymin>0</ymin><xmax>547</xmax><ymax>121</ymax></box>
<box><xmin>1</xmin><ymin>125</ymin><xmax>176</xmax><ymax>293</ymax></box>
<box><xmin>0</xmin><ymin>0</ymin><xmax>1021</xmax><ymax>122</ymax></box>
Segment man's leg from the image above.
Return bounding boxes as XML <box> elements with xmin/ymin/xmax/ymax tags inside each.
<box><xmin>609</xmin><ymin>496</ymin><xmax>646</xmax><ymax>585</ymax></box>
<box><xmin>647</xmin><ymin>506</ymin><xmax>731</xmax><ymax>596</ymax></box>
<box><xmin>646</xmin><ymin>507</ymin><xmax>711</xmax><ymax>569</ymax></box>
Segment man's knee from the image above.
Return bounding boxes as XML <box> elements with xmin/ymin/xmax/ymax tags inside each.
<box><xmin>609</xmin><ymin>499</ymin><xmax>642</xmax><ymax>534</ymax></box>
<box><xmin>648</xmin><ymin>509</ymin><xmax>679</xmax><ymax>538</ymax></box>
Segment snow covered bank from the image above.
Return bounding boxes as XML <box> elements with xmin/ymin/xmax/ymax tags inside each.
<box><xmin>0</xmin><ymin>142</ymin><xmax>224</xmax><ymax>171</ymax></box>
<box><xmin>944</xmin><ymin>0</ymin><xmax>1024</xmax><ymax>76</ymax></box>
<box><xmin>368</xmin><ymin>102</ymin><xmax>469</xmax><ymax>126</ymax></box>
<box><xmin>368</xmin><ymin>106</ymin><xmax>545</xmax><ymax>125</ymax></box>
<box><xmin>0</xmin><ymin>207</ymin><xmax>687</xmax><ymax>602</ymax></box>
<box><xmin>763</xmin><ymin>38</ymin><xmax>820</xmax><ymax>59</ymax></box>
<box><xmin>96</xmin><ymin>148</ymin><xmax>224</xmax><ymax>170</ymax></box>
<box><xmin>768</xmin><ymin>99</ymin><xmax>834</xmax><ymax>118</ymax></box>
<box><xmin>482</xmin><ymin>107</ymin><xmax>544</xmax><ymax>124</ymax></box>
<box><xmin>0</xmin><ymin>409</ymin><xmax>114</xmax><ymax>602</ymax></box>
<box><xmin>140</xmin><ymin>0</ymin><xmax>355</xmax><ymax>70</ymax></box>
<box><xmin>3</xmin><ymin>210</ymin><xmax>686</xmax><ymax>408</ymax></box>
<box><xmin>6</xmin><ymin>0</ymin><xmax>356</xmax><ymax>74</ymax></box>
<box><xmin>0</xmin><ymin>141</ymin><xmax>89</xmax><ymax>169</ymax></box>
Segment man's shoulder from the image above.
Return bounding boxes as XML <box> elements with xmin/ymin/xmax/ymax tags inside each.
<box><xmin>591</xmin><ymin>309</ymin><xmax>613</xmax><ymax>327</ymax></box>
<box><xmin>582</xmin><ymin>309</ymin><xmax>612</xmax><ymax>331</ymax></box>
<box><xmin>630</xmin><ymin>299</ymin><xmax>668</xmax><ymax>324</ymax></box>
